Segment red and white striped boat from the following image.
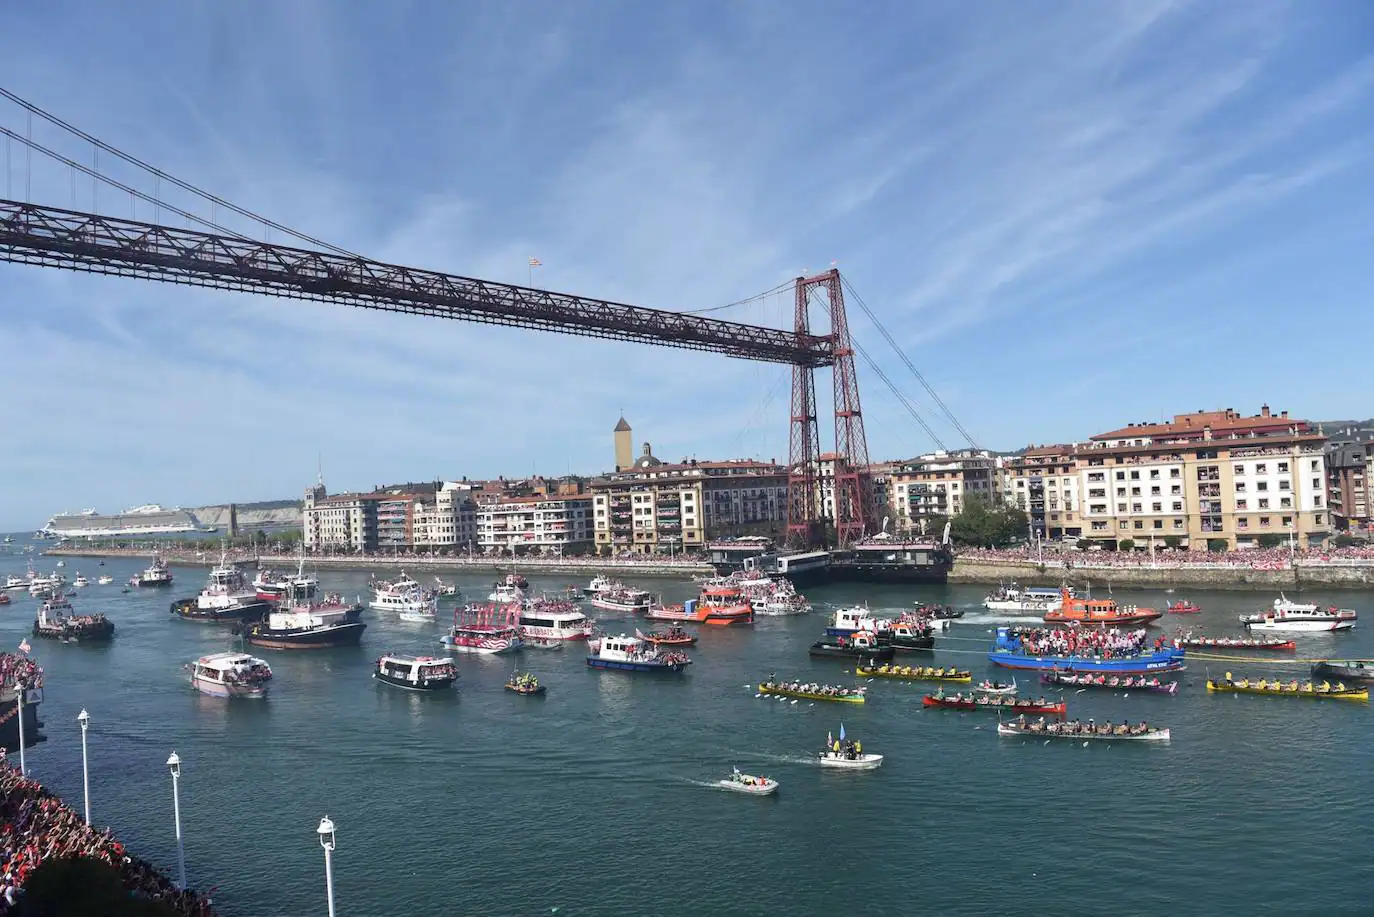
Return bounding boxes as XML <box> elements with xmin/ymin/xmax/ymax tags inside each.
<box><xmin>441</xmin><ymin>603</ymin><xmax>524</xmax><ymax>655</ymax></box>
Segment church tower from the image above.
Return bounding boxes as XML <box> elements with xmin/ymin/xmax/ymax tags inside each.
<box><xmin>614</xmin><ymin>417</ymin><xmax>633</xmax><ymax>472</ymax></box>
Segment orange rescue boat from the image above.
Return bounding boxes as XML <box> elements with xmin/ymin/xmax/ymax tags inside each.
<box><xmin>1044</xmin><ymin>588</ymin><xmax>1162</xmax><ymax>627</ymax></box>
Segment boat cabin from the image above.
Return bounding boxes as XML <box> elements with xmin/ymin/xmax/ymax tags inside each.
<box><xmin>377</xmin><ymin>655</ymin><xmax>456</xmax><ymax>684</ymax></box>
<box><xmin>830</xmin><ymin>605</ymin><xmax>878</xmax><ymax>632</ymax></box>
<box><xmin>594</xmin><ymin>634</ymin><xmax>651</xmax><ymax>661</ymax></box>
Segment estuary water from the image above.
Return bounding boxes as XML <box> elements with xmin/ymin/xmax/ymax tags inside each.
<box><xmin>3</xmin><ymin>551</ymin><xmax>1372</xmax><ymax>917</ymax></box>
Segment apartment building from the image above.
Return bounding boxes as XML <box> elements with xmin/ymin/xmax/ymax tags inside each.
<box><xmin>591</xmin><ymin>457</ymin><xmax>788</xmax><ymax>555</ymax></box>
<box><xmin>889</xmin><ymin>450</ymin><xmax>1001</xmax><ymax>531</ymax></box>
<box><xmin>1000</xmin><ymin>445</ymin><xmax>1080</xmax><ymax>541</ymax></box>
<box><xmin>477</xmin><ymin>495</ymin><xmax>594</xmax><ymax>555</ymax></box>
<box><xmin>411</xmin><ymin>482</ymin><xmax>478</xmax><ymax>550</ymax></box>
<box><xmin>1327</xmin><ymin>436</ymin><xmax>1374</xmax><ymax>532</ymax></box>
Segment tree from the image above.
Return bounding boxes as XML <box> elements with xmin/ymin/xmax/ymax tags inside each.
<box><xmin>948</xmin><ymin>496</ymin><xmax>1028</xmax><ymax>549</ymax></box>
<box><xmin>1333</xmin><ymin>534</ymin><xmax>1361</xmax><ymax>548</ymax></box>
<box><xmin>1118</xmin><ymin>539</ymin><xmax>1135</xmax><ymax>551</ymax></box>
<box><xmin>17</xmin><ymin>857</ymin><xmax>181</xmax><ymax>917</ymax></box>
<box><xmin>1207</xmin><ymin>538</ymin><xmax>1229</xmax><ymax>552</ymax></box>
<box><xmin>1163</xmin><ymin>536</ymin><xmax>1182</xmax><ymax>550</ymax></box>
<box><xmin>1076</xmin><ymin>538</ymin><xmax>1094</xmax><ymax>550</ymax></box>
<box><xmin>1256</xmin><ymin>534</ymin><xmax>1285</xmax><ymax>549</ymax></box>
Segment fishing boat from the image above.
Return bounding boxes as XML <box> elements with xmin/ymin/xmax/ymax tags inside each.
<box><xmin>922</xmin><ymin>692</ymin><xmax>1067</xmax><ymax>716</ymax></box>
<box><xmin>129</xmin><ymin>556</ymin><xmax>173</xmax><ymax>588</ymax></box>
<box><xmin>517</xmin><ymin>597</ymin><xmax>594</xmax><ymax>643</ymax></box>
<box><xmin>997</xmin><ymin>720</ymin><xmax>1171</xmax><ymax>742</ymax></box>
<box><xmin>856</xmin><ymin>664</ymin><xmax>971</xmax><ymax>683</ymax></box>
<box><xmin>1044</xmin><ymin>588</ymin><xmax>1162</xmax><ymax>627</ymax></box>
<box><xmin>885</xmin><ymin>621</ymin><xmax>935</xmax><ymax>651</ymax></box>
<box><xmin>982</xmin><ymin>584</ymin><xmax>1064</xmax><ymax>613</ymax></box>
<box><xmin>504</xmin><ymin>670</ymin><xmax>546</xmax><ymax>695</ymax></box>
<box><xmin>718</xmin><ymin>768</ymin><xmax>778</xmax><ymax>796</ymax></box>
<box><xmin>97</xmin><ymin>575</ymin><xmax>113</xmax><ymax>585</ymax></box>
<box><xmin>824</xmin><ymin>605</ymin><xmax>881</xmax><ymax>637</ymax></box>
<box><xmin>973</xmin><ymin>678</ymin><xmax>1018</xmax><ymax>696</ymax></box>
<box><xmin>1239</xmin><ymin>597</ymin><xmax>1357</xmax><ymax>633</ymax></box>
<box><xmin>374</xmin><ymin>654</ymin><xmax>458</xmax><ymax>691</ymax></box>
<box><xmin>1040</xmin><ymin>671</ymin><xmax>1178</xmax><ymax>694</ymax></box>
<box><xmin>1178</xmin><ymin>635</ymin><xmax>1295</xmax><ymax>651</ymax></box>
<box><xmin>592</xmin><ymin>588</ymin><xmax>653</xmax><ymax>615</ymax></box>
<box><xmin>989</xmin><ymin>626</ymin><xmax>1186</xmax><ymax>674</ymax></box>
<box><xmin>441</xmin><ymin>604</ymin><xmax>524</xmax><ymax>655</ymax></box>
<box><xmin>643</xmin><ymin>626</ymin><xmax>697</xmax><ymax>647</ymax></box>
<box><xmin>586</xmin><ymin>633</ymin><xmax>690</xmax><ymax>673</ymax></box>
<box><xmin>757</xmin><ymin>679</ymin><xmax>865</xmax><ymax>703</ymax></box>
<box><xmin>33</xmin><ymin>592</ymin><xmax>115</xmax><ymax>643</ymax></box>
<box><xmin>1206</xmin><ymin>673</ymin><xmax>1368</xmax><ymax>701</ymax></box>
<box><xmin>1166</xmin><ymin>600</ymin><xmax>1202</xmax><ymax>614</ymax></box>
<box><xmin>241</xmin><ymin>583</ymin><xmax>366</xmax><ymax>650</ymax></box>
<box><xmin>1311</xmin><ymin>660</ymin><xmax>1374</xmax><ymax>683</ymax></box>
<box><xmin>170</xmin><ymin>554</ymin><xmax>272</xmax><ymax>623</ymax></box>
<box><xmin>809</xmin><ymin>631</ymin><xmax>895</xmax><ymax>662</ymax></box>
<box><xmin>819</xmin><ymin>724</ymin><xmax>882</xmax><ymax>770</ymax></box>
<box><xmin>189</xmin><ymin>653</ymin><xmax>272</xmax><ymax>698</ymax></box>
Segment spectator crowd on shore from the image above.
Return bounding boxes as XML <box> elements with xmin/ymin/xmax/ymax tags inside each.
<box><xmin>0</xmin><ymin>762</ymin><xmax>217</xmax><ymax>915</ymax></box>
<box><xmin>958</xmin><ymin>543</ymin><xmax>1374</xmax><ymax>569</ymax></box>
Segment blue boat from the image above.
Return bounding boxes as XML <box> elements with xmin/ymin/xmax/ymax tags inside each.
<box><xmin>586</xmin><ymin>633</ymin><xmax>691</xmax><ymax>673</ymax></box>
<box><xmin>988</xmin><ymin>627</ymin><xmax>1184</xmax><ymax>674</ymax></box>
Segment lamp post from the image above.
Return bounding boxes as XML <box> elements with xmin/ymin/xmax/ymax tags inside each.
<box><xmin>15</xmin><ymin>684</ymin><xmax>25</xmax><ymax>777</ymax></box>
<box><xmin>77</xmin><ymin>709</ymin><xmax>91</xmax><ymax>824</ymax></box>
<box><xmin>317</xmin><ymin>817</ymin><xmax>337</xmax><ymax>917</ymax></box>
<box><xmin>166</xmin><ymin>752</ymin><xmax>186</xmax><ymax>890</ymax></box>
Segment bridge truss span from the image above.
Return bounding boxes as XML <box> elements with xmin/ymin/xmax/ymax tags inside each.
<box><xmin>0</xmin><ymin>199</ymin><xmax>832</xmax><ymax>367</ymax></box>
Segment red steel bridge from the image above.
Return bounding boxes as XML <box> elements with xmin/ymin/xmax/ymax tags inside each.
<box><xmin>0</xmin><ymin>88</ymin><xmax>968</xmax><ymax>549</ymax></box>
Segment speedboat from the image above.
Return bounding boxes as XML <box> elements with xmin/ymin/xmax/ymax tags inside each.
<box><xmin>819</xmin><ymin>726</ymin><xmax>882</xmax><ymax>770</ymax></box>
<box><xmin>189</xmin><ymin>653</ymin><xmax>272</xmax><ymax>698</ymax></box>
<box><xmin>374</xmin><ymin>654</ymin><xmax>457</xmax><ymax>691</ymax></box>
<box><xmin>71</xmin><ymin>573</ymin><xmax>89</xmax><ymax>589</ymax></box>
<box><xmin>1240</xmin><ymin>596</ymin><xmax>1357</xmax><ymax>633</ymax></box>
<box><xmin>96</xmin><ymin>575</ymin><xmax>113</xmax><ymax>585</ymax></box>
<box><xmin>718</xmin><ymin>768</ymin><xmax>777</xmax><ymax>795</ymax></box>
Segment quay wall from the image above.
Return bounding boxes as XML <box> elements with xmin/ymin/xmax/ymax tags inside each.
<box><xmin>43</xmin><ymin>547</ymin><xmax>714</xmax><ymax>579</ymax></box>
<box><xmin>950</xmin><ymin>559</ymin><xmax>1374</xmax><ymax>591</ymax></box>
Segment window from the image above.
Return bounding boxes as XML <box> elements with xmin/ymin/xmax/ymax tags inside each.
<box><xmin>1130</xmin><ymin>471</ymin><xmax>1141</xmax><ymax>480</ymax></box>
<box><xmin>1233</xmin><ymin>464</ymin><xmax>1245</xmax><ymax>476</ymax></box>
<box><xmin>1235</xmin><ymin>482</ymin><xmax>1247</xmax><ymax>493</ymax></box>
<box><xmin>1151</xmin><ymin>486</ymin><xmax>1161</xmax><ymax>496</ymax></box>
<box><xmin>1311</xmin><ymin>460</ymin><xmax>1320</xmax><ymax>471</ymax></box>
<box><xmin>1260</xmin><ymin>516</ymin><xmax>1273</xmax><ymax>527</ymax></box>
<box><xmin>1134</xmin><ymin>521</ymin><xmax>1144</xmax><ymax>530</ymax></box>
<box><xmin>1237</xmin><ymin>518</ymin><xmax>1248</xmax><ymax>529</ymax></box>
<box><xmin>1132</xmin><ymin>503</ymin><xmax>1142</xmax><ymax>513</ymax></box>
<box><xmin>1091</xmin><ymin>503</ymin><xmax>1107</xmax><ymax>514</ymax></box>
<box><xmin>1312</xmin><ymin>478</ymin><xmax>1321</xmax><ymax>490</ymax></box>
<box><xmin>1115</xmin><ymin>471</ymin><xmax>1126</xmax><ymax>481</ymax></box>
<box><xmin>1257</xmin><ymin>482</ymin><xmax>1268</xmax><ymax>492</ymax></box>
<box><xmin>1282</xmin><ymin>515</ymin><xmax>1292</xmax><ymax>527</ymax></box>
<box><xmin>1278</xmin><ymin>480</ymin><xmax>1290</xmax><ymax>491</ymax></box>
<box><xmin>1116</xmin><ymin>487</ymin><xmax>1127</xmax><ymax>497</ymax></box>
<box><xmin>1088</xmin><ymin>488</ymin><xmax>1106</xmax><ymax>498</ymax></box>
<box><xmin>1258</xmin><ymin>498</ymin><xmax>1269</xmax><ymax>509</ymax></box>
<box><xmin>1092</xmin><ymin>521</ymin><xmax>1107</xmax><ymax>531</ymax></box>
<box><xmin>1316</xmin><ymin>513</ymin><xmax>1324</xmax><ymax>524</ymax></box>
<box><xmin>1119</xmin><ymin>521</ymin><xmax>1129</xmax><ymax>529</ymax></box>
<box><xmin>1173</xmin><ymin>519</ymin><xmax>1184</xmax><ymax>529</ymax></box>
<box><xmin>1236</xmin><ymin>499</ymin><xmax>1248</xmax><ymax>510</ymax></box>
<box><xmin>1172</xmin><ymin>501</ymin><xmax>1183</xmax><ymax>511</ymax></box>
<box><xmin>1152</xmin><ymin>502</ymin><xmax>1162</xmax><ymax>512</ymax></box>
<box><xmin>1278</xmin><ymin>462</ymin><xmax>1288</xmax><ymax>473</ymax></box>
<box><xmin>1150</xmin><ymin>470</ymin><xmax>1160</xmax><ymax>480</ymax></box>
<box><xmin>1153</xmin><ymin>520</ymin><xmax>1163</xmax><ymax>529</ymax></box>
<box><xmin>1314</xmin><ymin>496</ymin><xmax>1323</xmax><ymax>507</ymax></box>
<box><xmin>1171</xmin><ymin>485</ymin><xmax>1182</xmax><ymax>496</ymax></box>
<box><xmin>1280</xmin><ymin>497</ymin><xmax>1292</xmax><ymax>509</ymax></box>
<box><xmin>1256</xmin><ymin>463</ymin><xmax>1267</xmax><ymax>474</ymax></box>
<box><xmin>1131</xmin><ymin>487</ymin><xmax>1142</xmax><ymax>497</ymax></box>
<box><xmin>1116</xmin><ymin>503</ymin><xmax>1127</xmax><ymax>513</ymax></box>
<box><xmin>1170</xmin><ymin>469</ymin><xmax>1180</xmax><ymax>479</ymax></box>
<box><xmin>1088</xmin><ymin>472</ymin><xmax>1104</xmax><ymax>482</ymax></box>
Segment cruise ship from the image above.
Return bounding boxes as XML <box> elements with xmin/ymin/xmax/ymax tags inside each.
<box><xmin>40</xmin><ymin>505</ymin><xmax>202</xmax><ymax>539</ymax></box>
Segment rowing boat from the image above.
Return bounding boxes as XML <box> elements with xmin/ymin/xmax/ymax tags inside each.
<box><xmin>1179</xmin><ymin>636</ymin><xmax>1295</xmax><ymax>651</ymax></box>
<box><xmin>1039</xmin><ymin>671</ymin><xmax>1178</xmax><ymax>694</ymax></box>
<box><xmin>997</xmin><ymin>722</ymin><xmax>1171</xmax><ymax>742</ymax></box>
<box><xmin>758</xmin><ymin>682</ymin><xmax>866</xmax><ymax>704</ymax></box>
<box><xmin>922</xmin><ymin>694</ymin><xmax>1066</xmax><ymax>716</ymax></box>
<box><xmin>856</xmin><ymin>664</ymin><xmax>970</xmax><ymax>683</ymax></box>
<box><xmin>1206</xmin><ymin>678</ymin><xmax>1368</xmax><ymax>701</ymax></box>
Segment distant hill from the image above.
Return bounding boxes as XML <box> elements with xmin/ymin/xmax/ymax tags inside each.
<box><xmin>192</xmin><ymin>499</ymin><xmax>302</xmax><ymax>531</ymax></box>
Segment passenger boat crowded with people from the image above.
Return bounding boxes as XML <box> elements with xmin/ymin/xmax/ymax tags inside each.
<box><xmin>591</xmin><ymin>588</ymin><xmax>653</xmax><ymax>614</ymax></box>
<box><xmin>188</xmin><ymin>653</ymin><xmax>273</xmax><ymax>698</ymax></box>
<box><xmin>33</xmin><ymin>592</ymin><xmax>116</xmax><ymax>643</ymax></box>
<box><xmin>517</xmin><ymin>597</ymin><xmax>593</xmax><ymax>643</ymax></box>
<box><xmin>1239</xmin><ymin>597</ymin><xmax>1357</xmax><ymax>632</ymax></box>
<box><xmin>718</xmin><ymin>768</ymin><xmax>778</xmax><ymax>795</ymax></box>
<box><xmin>1178</xmin><ymin>634</ymin><xmax>1295</xmax><ymax>651</ymax></box>
<box><xmin>914</xmin><ymin>601</ymin><xmax>963</xmax><ymax>621</ymax></box>
<box><xmin>1311</xmin><ymin>660</ymin><xmax>1374</xmax><ymax>683</ymax></box>
<box><xmin>505</xmin><ymin>670</ymin><xmax>546</xmax><ymax>695</ymax></box>
<box><xmin>374</xmin><ymin>654</ymin><xmax>458</xmax><ymax>691</ymax></box>
<box><xmin>645</xmin><ymin>595</ymin><xmax>754</xmax><ymax>625</ymax></box>
<box><xmin>1166</xmin><ymin>600</ymin><xmax>1202</xmax><ymax>615</ymax></box>
<box><xmin>1206</xmin><ymin>673</ymin><xmax>1368</xmax><ymax>701</ymax></box>
<box><xmin>824</xmin><ymin>605</ymin><xmax>882</xmax><ymax>637</ymax></box>
<box><xmin>170</xmin><ymin>554</ymin><xmax>272</xmax><ymax>623</ymax></box>
<box><xmin>1043</xmin><ymin>588</ymin><xmax>1163</xmax><ymax>626</ymax></box>
<box><xmin>809</xmin><ymin>631</ymin><xmax>895</xmax><ymax>662</ymax></box>
<box><xmin>253</xmin><ymin>560</ymin><xmax>318</xmax><ymax>602</ymax></box>
<box><xmin>856</xmin><ymin>664</ymin><xmax>970</xmax><ymax>682</ymax></box>
<box><xmin>441</xmin><ymin>604</ymin><xmax>524</xmax><ymax>655</ymax></box>
<box><xmin>997</xmin><ymin>718</ymin><xmax>1171</xmax><ymax>742</ymax></box>
<box><xmin>922</xmin><ymin>692</ymin><xmax>1067</xmax><ymax>715</ymax></box>
<box><xmin>371</xmin><ymin>574</ymin><xmax>439</xmax><ymax>619</ymax></box>
<box><xmin>983</xmin><ymin>584</ymin><xmax>1064</xmax><ymax>613</ymax></box>
<box><xmin>690</xmin><ymin>585</ymin><xmax>756</xmax><ymax>625</ymax></box>
<box><xmin>1040</xmin><ymin>671</ymin><xmax>1178</xmax><ymax>693</ymax></box>
<box><xmin>129</xmin><ymin>556</ymin><xmax>173</xmax><ymax>588</ymax></box>
<box><xmin>586</xmin><ymin>633</ymin><xmax>690</xmax><ymax>673</ymax></box>
<box><xmin>819</xmin><ymin>725</ymin><xmax>882</xmax><ymax>770</ymax></box>
<box><xmin>241</xmin><ymin>582</ymin><xmax>367</xmax><ymax>649</ymax></box>
<box><xmin>643</xmin><ymin>626</ymin><xmax>697</xmax><ymax>647</ymax></box>
<box><xmin>885</xmin><ymin>621</ymin><xmax>935</xmax><ymax>651</ymax></box>
<box><xmin>989</xmin><ymin>626</ymin><xmax>1186</xmax><ymax>674</ymax></box>
<box><xmin>758</xmin><ymin>678</ymin><xmax>865</xmax><ymax>703</ymax></box>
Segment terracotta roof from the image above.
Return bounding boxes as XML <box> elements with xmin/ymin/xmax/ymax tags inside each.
<box><xmin>1092</xmin><ymin>407</ymin><xmax>1308</xmax><ymax>441</ymax></box>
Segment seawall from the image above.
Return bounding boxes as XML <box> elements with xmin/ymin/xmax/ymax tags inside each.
<box><xmin>950</xmin><ymin>558</ymin><xmax>1374</xmax><ymax>591</ymax></box>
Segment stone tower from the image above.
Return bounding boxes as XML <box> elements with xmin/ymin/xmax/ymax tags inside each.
<box><xmin>614</xmin><ymin>417</ymin><xmax>633</xmax><ymax>472</ymax></box>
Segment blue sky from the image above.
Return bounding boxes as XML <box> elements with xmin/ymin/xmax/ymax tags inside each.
<box><xmin>2</xmin><ymin>0</ymin><xmax>1373</xmax><ymax>529</ymax></box>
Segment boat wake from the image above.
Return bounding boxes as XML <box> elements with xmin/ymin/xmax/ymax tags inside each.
<box><xmin>728</xmin><ymin>750</ymin><xmax>820</xmax><ymax>767</ymax></box>
<box><xmin>958</xmin><ymin>613</ymin><xmax>1043</xmax><ymax>626</ymax></box>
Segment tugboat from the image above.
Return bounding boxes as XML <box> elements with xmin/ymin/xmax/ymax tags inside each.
<box><xmin>129</xmin><ymin>556</ymin><xmax>174</xmax><ymax>588</ymax></box>
<box><xmin>586</xmin><ymin>633</ymin><xmax>691</xmax><ymax>673</ymax></box>
<box><xmin>374</xmin><ymin>654</ymin><xmax>458</xmax><ymax>691</ymax></box>
<box><xmin>505</xmin><ymin>670</ymin><xmax>546</xmax><ymax>696</ymax></box>
<box><xmin>819</xmin><ymin>725</ymin><xmax>883</xmax><ymax>770</ymax></box>
<box><xmin>808</xmin><ymin>630</ymin><xmax>895</xmax><ymax>662</ymax></box>
<box><xmin>441</xmin><ymin>604</ymin><xmax>524</xmax><ymax>655</ymax></box>
<box><xmin>241</xmin><ymin>582</ymin><xmax>366</xmax><ymax>650</ymax></box>
<box><xmin>170</xmin><ymin>552</ymin><xmax>272</xmax><ymax>623</ymax></box>
<box><xmin>188</xmin><ymin>653</ymin><xmax>273</xmax><ymax>698</ymax></box>
<box><xmin>33</xmin><ymin>592</ymin><xmax>115</xmax><ymax>643</ymax></box>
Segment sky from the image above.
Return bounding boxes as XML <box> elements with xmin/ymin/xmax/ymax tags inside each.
<box><xmin>2</xmin><ymin>0</ymin><xmax>1373</xmax><ymax>529</ymax></box>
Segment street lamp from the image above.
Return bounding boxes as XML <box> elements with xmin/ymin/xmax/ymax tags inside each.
<box><xmin>317</xmin><ymin>817</ymin><xmax>337</xmax><ymax>917</ymax></box>
<box><xmin>77</xmin><ymin>709</ymin><xmax>91</xmax><ymax>824</ymax></box>
<box><xmin>167</xmin><ymin>752</ymin><xmax>186</xmax><ymax>890</ymax></box>
<box><xmin>15</xmin><ymin>684</ymin><xmax>25</xmax><ymax>777</ymax></box>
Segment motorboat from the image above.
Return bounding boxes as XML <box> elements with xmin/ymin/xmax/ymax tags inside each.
<box><xmin>71</xmin><ymin>573</ymin><xmax>89</xmax><ymax>589</ymax></box>
<box><xmin>717</xmin><ymin>768</ymin><xmax>777</xmax><ymax>796</ymax></box>
<box><xmin>488</xmin><ymin>582</ymin><xmax>523</xmax><ymax>604</ymax></box>
<box><xmin>586</xmin><ymin>633</ymin><xmax>690</xmax><ymax>673</ymax></box>
<box><xmin>170</xmin><ymin>553</ymin><xmax>272</xmax><ymax>623</ymax></box>
<box><xmin>241</xmin><ymin>583</ymin><xmax>366</xmax><ymax>649</ymax></box>
<box><xmin>33</xmin><ymin>592</ymin><xmax>115</xmax><ymax>643</ymax></box>
<box><xmin>1044</xmin><ymin>588</ymin><xmax>1162</xmax><ymax>626</ymax></box>
<box><xmin>189</xmin><ymin>653</ymin><xmax>272</xmax><ymax>698</ymax></box>
<box><xmin>809</xmin><ymin>630</ymin><xmax>895</xmax><ymax>662</ymax></box>
<box><xmin>1239</xmin><ymin>597</ymin><xmax>1357</xmax><ymax>633</ymax></box>
<box><xmin>1311</xmin><ymin>660</ymin><xmax>1374</xmax><ymax>684</ymax></box>
<box><xmin>129</xmin><ymin>556</ymin><xmax>173</xmax><ymax>588</ymax></box>
<box><xmin>504</xmin><ymin>670</ymin><xmax>546</xmax><ymax>696</ymax></box>
<box><xmin>824</xmin><ymin>604</ymin><xmax>881</xmax><ymax>637</ymax></box>
<box><xmin>819</xmin><ymin>726</ymin><xmax>882</xmax><ymax>770</ymax></box>
<box><xmin>973</xmin><ymin>678</ymin><xmax>1018</xmax><ymax>696</ymax></box>
<box><xmin>374</xmin><ymin>654</ymin><xmax>458</xmax><ymax>691</ymax></box>
<box><xmin>518</xmin><ymin>597</ymin><xmax>594</xmax><ymax>643</ymax></box>
<box><xmin>983</xmin><ymin>584</ymin><xmax>1065</xmax><ymax>613</ymax></box>
<box><xmin>587</xmin><ymin>575</ymin><xmax>620</xmax><ymax>594</ymax></box>
<box><xmin>433</xmin><ymin>577</ymin><xmax>460</xmax><ymax>597</ymax></box>
<box><xmin>2</xmin><ymin>574</ymin><xmax>28</xmax><ymax>591</ymax></box>
<box><xmin>253</xmin><ymin>557</ymin><xmax>319</xmax><ymax>602</ymax></box>
<box><xmin>441</xmin><ymin>603</ymin><xmax>524</xmax><ymax>655</ymax></box>
<box><xmin>96</xmin><ymin>575</ymin><xmax>113</xmax><ymax>585</ymax></box>
<box><xmin>643</xmin><ymin>626</ymin><xmax>697</xmax><ymax>647</ymax></box>
<box><xmin>591</xmin><ymin>588</ymin><xmax>652</xmax><ymax>614</ymax></box>
<box><xmin>371</xmin><ymin>574</ymin><xmax>438</xmax><ymax>618</ymax></box>
<box><xmin>1166</xmin><ymin>600</ymin><xmax>1202</xmax><ymax>614</ymax></box>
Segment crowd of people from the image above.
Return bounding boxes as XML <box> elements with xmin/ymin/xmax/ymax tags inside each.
<box><xmin>958</xmin><ymin>543</ymin><xmax>1374</xmax><ymax>569</ymax></box>
<box><xmin>0</xmin><ymin>762</ymin><xmax>217</xmax><ymax>915</ymax></box>
<box><xmin>0</xmin><ymin>657</ymin><xmax>40</xmax><ymax>694</ymax></box>
<box><xmin>1011</xmin><ymin>626</ymin><xmax>1160</xmax><ymax>659</ymax></box>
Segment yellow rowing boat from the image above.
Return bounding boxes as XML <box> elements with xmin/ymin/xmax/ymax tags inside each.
<box><xmin>856</xmin><ymin>664</ymin><xmax>971</xmax><ymax>683</ymax></box>
<box><xmin>1206</xmin><ymin>677</ymin><xmax>1368</xmax><ymax>701</ymax></box>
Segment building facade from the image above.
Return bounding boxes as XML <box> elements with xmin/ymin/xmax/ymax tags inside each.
<box><xmin>1000</xmin><ymin>445</ymin><xmax>1080</xmax><ymax>541</ymax></box>
<box><xmin>889</xmin><ymin>450</ymin><xmax>1001</xmax><ymax>532</ymax></box>
<box><xmin>1327</xmin><ymin>437</ymin><xmax>1374</xmax><ymax>532</ymax></box>
<box><xmin>591</xmin><ymin>458</ymin><xmax>788</xmax><ymax>555</ymax></box>
<box><xmin>476</xmin><ymin>496</ymin><xmax>594</xmax><ymax>555</ymax></box>
<box><xmin>411</xmin><ymin>482</ymin><xmax>478</xmax><ymax>550</ymax></box>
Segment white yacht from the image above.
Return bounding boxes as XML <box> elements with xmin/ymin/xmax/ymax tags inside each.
<box><xmin>587</xmin><ymin>575</ymin><xmax>621</xmax><ymax>594</ymax></box>
<box><xmin>72</xmin><ymin>573</ymin><xmax>90</xmax><ymax>589</ymax></box>
<box><xmin>983</xmin><ymin>584</ymin><xmax>1065</xmax><ymax>613</ymax></box>
<box><xmin>1240</xmin><ymin>596</ymin><xmax>1357</xmax><ymax>633</ymax></box>
<box><xmin>189</xmin><ymin>653</ymin><xmax>273</xmax><ymax>698</ymax></box>
<box><xmin>371</xmin><ymin>575</ymin><xmax>438</xmax><ymax>618</ymax></box>
<box><xmin>3</xmin><ymin>574</ymin><xmax>30</xmax><ymax>591</ymax></box>
<box><xmin>488</xmin><ymin>582</ymin><xmax>523</xmax><ymax>604</ymax></box>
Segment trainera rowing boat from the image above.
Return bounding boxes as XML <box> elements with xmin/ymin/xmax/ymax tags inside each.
<box><xmin>923</xmin><ymin>695</ymin><xmax>1067</xmax><ymax>716</ymax></box>
<box><xmin>997</xmin><ymin>722</ymin><xmax>1171</xmax><ymax>742</ymax></box>
<box><xmin>1040</xmin><ymin>672</ymin><xmax>1178</xmax><ymax>694</ymax></box>
<box><xmin>1205</xmin><ymin>679</ymin><xmax>1368</xmax><ymax>701</ymax></box>
<box><xmin>856</xmin><ymin>664</ymin><xmax>971</xmax><ymax>683</ymax></box>
<box><xmin>758</xmin><ymin>683</ymin><xmax>866</xmax><ymax>703</ymax></box>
